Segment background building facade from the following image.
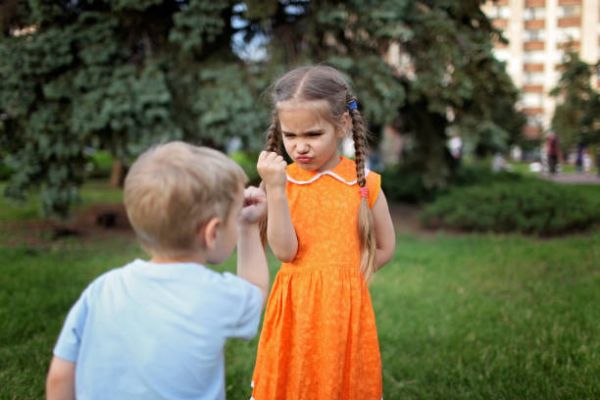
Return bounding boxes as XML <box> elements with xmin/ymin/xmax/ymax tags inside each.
<box><xmin>483</xmin><ymin>0</ymin><xmax>600</xmax><ymax>139</ymax></box>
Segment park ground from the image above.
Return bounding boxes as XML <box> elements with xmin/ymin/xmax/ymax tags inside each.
<box><xmin>0</xmin><ymin>176</ymin><xmax>599</xmax><ymax>399</ymax></box>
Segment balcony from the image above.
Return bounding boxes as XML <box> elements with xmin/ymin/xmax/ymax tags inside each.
<box><xmin>525</xmin><ymin>0</ymin><xmax>545</xmax><ymax>7</ymax></box>
<box><xmin>523</xmin><ymin>124</ymin><xmax>542</xmax><ymax>139</ymax></box>
<box><xmin>557</xmin><ymin>40</ymin><xmax>580</xmax><ymax>50</ymax></box>
<box><xmin>493</xmin><ymin>18</ymin><xmax>508</xmax><ymax>29</ymax></box>
<box><xmin>557</xmin><ymin>16</ymin><xmax>581</xmax><ymax>27</ymax></box>
<box><xmin>525</xmin><ymin>20</ymin><xmax>545</xmax><ymax>30</ymax></box>
<box><xmin>523</xmin><ymin>85</ymin><xmax>545</xmax><ymax>93</ymax></box>
<box><xmin>524</xmin><ymin>63</ymin><xmax>545</xmax><ymax>72</ymax></box>
<box><xmin>522</xmin><ymin>107</ymin><xmax>544</xmax><ymax>116</ymax></box>
<box><xmin>524</xmin><ymin>41</ymin><xmax>545</xmax><ymax>51</ymax></box>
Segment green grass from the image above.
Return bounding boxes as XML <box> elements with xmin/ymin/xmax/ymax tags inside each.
<box><xmin>1</xmin><ymin>232</ymin><xmax>599</xmax><ymax>399</ymax></box>
<box><xmin>1</xmin><ymin>180</ymin><xmax>599</xmax><ymax>399</ymax></box>
<box><xmin>508</xmin><ymin>161</ymin><xmax>587</xmax><ymax>176</ymax></box>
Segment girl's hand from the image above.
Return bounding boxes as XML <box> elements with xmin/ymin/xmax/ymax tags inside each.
<box><xmin>257</xmin><ymin>151</ymin><xmax>287</xmax><ymax>189</ymax></box>
<box><xmin>239</xmin><ymin>186</ymin><xmax>267</xmax><ymax>225</ymax></box>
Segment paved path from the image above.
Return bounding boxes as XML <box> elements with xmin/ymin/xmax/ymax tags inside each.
<box><xmin>540</xmin><ymin>172</ymin><xmax>600</xmax><ymax>184</ymax></box>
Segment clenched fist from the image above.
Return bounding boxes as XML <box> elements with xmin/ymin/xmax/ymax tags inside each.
<box><xmin>257</xmin><ymin>151</ymin><xmax>287</xmax><ymax>189</ymax></box>
<box><xmin>239</xmin><ymin>186</ymin><xmax>267</xmax><ymax>225</ymax></box>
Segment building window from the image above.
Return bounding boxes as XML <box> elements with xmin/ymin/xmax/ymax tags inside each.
<box><xmin>557</xmin><ymin>27</ymin><xmax>581</xmax><ymax>42</ymax></box>
<box><xmin>524</xmin><ymin>7</ymin><xmax>545</xmax><ymax>20</ymax></box>
<box><xmin>558</xmin><ymin>5</ymin><xmax>581</xmax><ymax>17</ymax></box>
<box><xmin>493</xmin><ymin>49</ymin><xmax>510</xmax><ymax>62</ymax></box>
<box><xmin>527</xmin><ymin>115</ymin><xmax>543</xmax><ymax>127</ymax></box>
<box><xmin>524</xmin><ymin>72</ymin><xmax>545</xmax><ymax>85</ymax></box>
<box><xmin>524</xmin><ymin>29</ymin><xmax>545</xmax><ymax>41</ymax></box>
<box><xmin>493</xmin><ymin>6</ymin><xmax>511</xmax><ymax>19</ymax></box>
<box><xmin>524</xmin><ymin>51</ymin><xmax>546</xmax><ymax>63</ymax></box>
<box><xmin>523</xmin><ymin>93</ymin><xmax>544</xmax><ymax>107</ymax></box>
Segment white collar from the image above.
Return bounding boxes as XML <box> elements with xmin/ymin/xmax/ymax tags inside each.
<box><xmin>287</xmin><ymin>168</ymin><xmax>370</xmax><ymax>186</ymax></box>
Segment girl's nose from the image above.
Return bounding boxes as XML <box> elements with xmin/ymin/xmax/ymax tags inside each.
<box><xmin>297</xmin><ymin>142</ymin><xmax>309</xmax><ymax>153</ymax></box>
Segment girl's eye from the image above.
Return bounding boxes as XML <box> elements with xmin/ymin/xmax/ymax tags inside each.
<box><xmin>308</xmin><ymin>132</ymin><xmax>322</xmax><ymax>137</ymax></box>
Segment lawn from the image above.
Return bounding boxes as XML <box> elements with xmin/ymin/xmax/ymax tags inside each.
<box><xmin>1</xmin><ymin>182</ymin><xmax>599</xmax><ymax>399</ymax></box>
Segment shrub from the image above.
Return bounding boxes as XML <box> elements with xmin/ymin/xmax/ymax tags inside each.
<box><xmin>86</xmin><ymin>150</ymin><xmax>114</xmax><ymax>180</ymax></box>
<box><xmin>452</xmin><ymin>164</ymin><xmax>523</xmax><ymax>187</ymax></box>
<box><xmin>230</xmin><ymin>151</ymin><xmax>260</xmax><ymax>185</ymax></box>
<box><xmin>421</xmin><ymin>180</ymin><xmax>600</xmax><ymax>235</ymax></box>
<box><xmin>382</xmin><ymin>163</ymin><xmax>523</xmax><ymax>204</ymax></box>
<box><xmin>381</xmin><ymin>165</ymin><xmax>439</xmax><ymax>203</ymax></box>
<box><xmin>0</xmin><ymin>158</ymin><xmax>13</xmax><ymax>181</ymax></box>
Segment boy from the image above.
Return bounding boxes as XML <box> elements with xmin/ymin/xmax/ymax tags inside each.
<box><xmin>46</xmin><ymin>141</ymin><xmax>269</xmax><ymax>400</ymax></box>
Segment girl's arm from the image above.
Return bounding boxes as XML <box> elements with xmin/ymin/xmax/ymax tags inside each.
<box><xmin>46</xmin><ymin>357</ymin><xmax>75</xmax><ymax>400</ymax></box>
<box><xmin>257</xmin><ymin>151</ymin><xmax>298</xmax><ymax>262</ymax></box>
<box><xmin>372</xmin><ymin>190</ymin><xmax>396</xmax><ymax>269</ymax></box>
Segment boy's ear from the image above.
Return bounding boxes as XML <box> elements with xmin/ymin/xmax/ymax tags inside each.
<box><xmin>202</xmin><ymin>217</ymin><xmax>221</xmax><ymax>250</ymax></box>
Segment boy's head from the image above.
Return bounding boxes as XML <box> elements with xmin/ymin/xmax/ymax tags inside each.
<box><xmin>124</xmin><ymin>141</ymin><xmax>247</xmax><ymax>261</ymax></box>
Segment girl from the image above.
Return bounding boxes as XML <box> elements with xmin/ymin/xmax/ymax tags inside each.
<box><xmin>252</xmin><ymin>65</ymin><xmax>396</xmax><ymax>399</ymax></box>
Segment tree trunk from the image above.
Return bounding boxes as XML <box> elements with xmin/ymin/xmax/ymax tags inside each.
<box><xmin>109</xmin><ymin>160</ymin><xmax>126</xmax><ymax>188</ymax></box>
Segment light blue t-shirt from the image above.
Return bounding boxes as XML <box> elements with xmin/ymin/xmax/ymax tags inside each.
<box><xmin>53</xmin><ymin>259</ymin><xmax>264</xmax><ymax>400</ymax></box>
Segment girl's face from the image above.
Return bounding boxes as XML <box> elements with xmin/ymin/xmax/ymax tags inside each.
<box><xmin>278</xmin><ymin>100</ymin><xmax>350</xmax><ymax>172</ymax></box>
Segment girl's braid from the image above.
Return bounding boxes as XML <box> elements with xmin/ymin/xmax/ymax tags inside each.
<box><xmin>265</xmin><ymin>109</ymin><xmax>282</xmax><ymax>154</ymax></box>
<box><xmin>347</xmin><ymin>95</ymin><xmax>368</xmax><ymax>187</ymax></box>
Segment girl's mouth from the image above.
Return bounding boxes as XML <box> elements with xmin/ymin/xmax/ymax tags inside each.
<box><xmin>296</xmin><ymin>156</ymin><xmax>312</xmax><ymax>163</ymax></box>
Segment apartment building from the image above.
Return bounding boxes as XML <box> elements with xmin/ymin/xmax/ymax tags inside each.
<box><xmin>483</xmin><ymin>0</ymin><xmax>600</xmax><ymax>139</ymax></box>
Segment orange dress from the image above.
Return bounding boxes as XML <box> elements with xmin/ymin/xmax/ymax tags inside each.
<box><xmin>251</xmin><ymin>157</ymin><xmax>382</xmax><ymax>399</ymax></box>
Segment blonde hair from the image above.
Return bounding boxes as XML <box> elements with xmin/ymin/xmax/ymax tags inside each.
<box><xmin>124</xmin><ymin>141</ymin><xmax>247</xmax><ymax>258</ymax></box>
<box><xmin>265</xmin><ymin>65</ymin><xmax>376</xmax><ymax>280</ymax></box>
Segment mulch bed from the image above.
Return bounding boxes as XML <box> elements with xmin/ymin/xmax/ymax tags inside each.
<box><xmin>1</xmin><ymin>202</ymin><xmax>434</xmax><ymax>248</ymax></box>
<box><xmin>0</xmin><ymin>203</ymin><xmax>134</xmax><ymax>248</ymax></box>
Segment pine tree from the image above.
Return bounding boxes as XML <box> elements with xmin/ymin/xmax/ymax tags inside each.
<box><xmin>0</xmin><ymin>0</ymin><xmax>523</xmax><ymax>216</ymax></box>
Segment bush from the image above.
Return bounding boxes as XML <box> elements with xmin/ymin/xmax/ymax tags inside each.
<box><xmin>230</xmin><ymin>151</ymin><xmax>260</xmax><ymax>185</ymax></box>
<box><xmin>452</xmin><ymin>164</ymin><xmax>523</xmax><ymax>186</ymax></box>
<box><xmin>86</xmin><ymin>150</ymin><xmax>114</xmax><ymax>180</ymax></box>
<box><xmin>381</xmin><ymin>165</ymin><xmax>439</xmax><ymax>203</ymax></box>
<box><xmin>421</xmin><ymin>180</ymin><xmax>600</xmax><ymax>235</ymax></box>
<box><xmin>382</xmin><ymin>163</ymin><xmax>523</xmax><ymax>204</ymax></box>
<box><xmin>0</xmin><ymin>158</ymin><xmax>13</xmax><ymax>181</ymax></box>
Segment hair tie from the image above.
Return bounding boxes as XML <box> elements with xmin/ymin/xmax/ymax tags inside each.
<box><xmin>347</xmin><ymin>99</ymin><xmax>358</xmax><ymax>111</ymax></box>
<box><xmin>359</xmin><ymin>186</ymin><xmax>369</xmax><ymax>199</ymax></box>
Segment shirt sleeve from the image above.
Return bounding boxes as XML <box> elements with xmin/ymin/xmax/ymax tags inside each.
<box><xmin>53</xmin><ymin>288</ymin><xmax>90</xmax><ymax>362</ymax></box>
<box><xmin>366</xmin><ymin>171</ymin><xmax>381</xmax><ymax>209</ymax></box>
<box><xmin>222</xmin><ymin>273</ymin><xmax>264</xmax><ymax>340</ymax></box>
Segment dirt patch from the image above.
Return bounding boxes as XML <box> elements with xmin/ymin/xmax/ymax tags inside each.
<box><xmin>388</xmin><ymin>202</ymin><xmax>436</xmax><ymax>236</ymax></box>
<box><xmin>0</xmin><ymin>203</ymin><xmax>135</xmax><ymax>248</ymax></box>
<box><xmin>0</xmin><ymin>201</ymin><xmax>438</xmax><ymax>248</ymax></box>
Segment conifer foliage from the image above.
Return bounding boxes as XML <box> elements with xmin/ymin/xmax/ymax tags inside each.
<box><xmin>0</xmin><ymin>0</ymin><xmax>522</xmax><ymax>216</ymax></box>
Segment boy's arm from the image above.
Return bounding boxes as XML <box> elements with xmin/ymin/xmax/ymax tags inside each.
<box><xmin>372</xmin><ymin>190</ymin><xmax>396</xmax><ymax>270</ymax></box>
<box><xmin>257</xmin><ymin>151</ymin><xmax>298</xmax><ymax>262</ymax></box>
<box><xmin>237</xmin><ymin>186</ymin><xmax>270</xmax><ymax>300</ymax></box>
<box><xmin>46</xmin><ymin>357</ymin><xmax>75</xmax><ymax>400</ymax></box>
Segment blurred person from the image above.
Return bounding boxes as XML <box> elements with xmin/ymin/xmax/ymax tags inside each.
<box><xmin>546</xmin><ymin>131</ymin><xmax>561</xmax><ymax>175</ymax></box>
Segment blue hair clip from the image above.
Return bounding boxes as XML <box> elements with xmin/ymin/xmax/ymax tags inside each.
<box><xmin>347</xmin><ymin>99</ymin><xmax>358</xmax><ymax>111</ymax></box>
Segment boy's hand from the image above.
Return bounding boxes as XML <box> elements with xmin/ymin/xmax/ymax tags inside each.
<box><xmin>257</xmin><ymin>151</ymin><xmax>287</xmax><ymax>189</ymax></box>
<box><xmin>239</xmin><ymin>186</ymin><xmax>267</xmax><ymax>225</ymax></box>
